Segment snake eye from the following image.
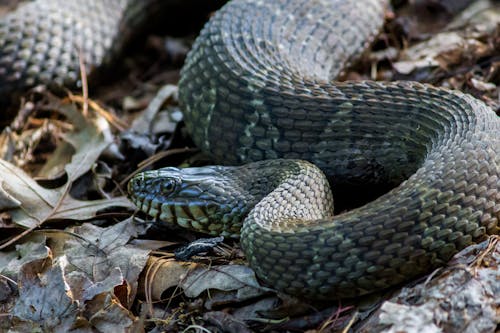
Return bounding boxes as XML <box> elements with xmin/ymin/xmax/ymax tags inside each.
<box><xmin>161</xmin><ymin>178</ymin><xmax>177</xmax><ymax>194</ymax></box>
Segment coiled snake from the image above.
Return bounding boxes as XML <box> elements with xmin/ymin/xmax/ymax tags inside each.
<box><xmin>1</xmin><ymin>0</ymin><xmax>499</xmax><ymax>299</ymax></box>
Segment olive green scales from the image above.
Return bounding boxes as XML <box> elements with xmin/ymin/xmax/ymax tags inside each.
<box><xmin>130</xmin><ymin>0</ymin><xmax>500</xmax><ymax>298</ymax></box>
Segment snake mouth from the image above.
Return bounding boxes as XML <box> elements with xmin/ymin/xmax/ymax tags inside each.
<box><xmin>129</xmin><ymin>194</ymin><xmax>214</xmax><ymax>227</ymax></box>
<box><xmin>127</xmin><ymin>165</ymin><xmax>245</xmax><ymax>236</ymax></box>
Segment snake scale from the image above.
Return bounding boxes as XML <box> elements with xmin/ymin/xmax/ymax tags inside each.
<box><xmin>1</xmin><ymin>0</ymin><xmax>499</xmax><ymax>299</ymax></box>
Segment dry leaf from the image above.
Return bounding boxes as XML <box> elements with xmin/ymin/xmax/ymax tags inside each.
<box><xmin>62</xmin><ymin>218</ymin><xmax>150</xmax><ymax>304</ymax></box>
<box><xmin>358</xmin><ymin>237</ymin><xmax>500</xmax><ymax>332</ymax></box>
<box><xmin>140</xmin><ymin>257</ymin><xmax>199</xmax><ymax>301</ymax></box>
<box><xmin>0</xmin><ymin>158</ymin><xmax>134</xmax><ymax>228</ymax></box>
<box><xmin>394</xmin><ymin>0</ymin><xmax>500</xmax><ymax>75</ymax></box>
<box><xmin>181</xmin><ymin>265</ymin><xmax>270</xmax><ymax>300</ymax></box>
<box><xmin>12</xmin><ymin>255</ymin><xmax>79</xmax><ymax>332</ymax></box>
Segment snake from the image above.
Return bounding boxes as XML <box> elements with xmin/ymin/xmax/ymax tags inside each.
<box><xmin>1</xmin><ymin>0</ymin><xmax>499</xmax><ymax>299</ymax></box>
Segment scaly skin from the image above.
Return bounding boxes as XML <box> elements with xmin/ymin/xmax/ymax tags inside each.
<box><xmin>0</xmin><ymin>0</ymin><xmax>170</xmax><ymax>108</ymax></box>
<box><xmin>131</xmin><ymin>0</ymin><xmax>500</xmax><ymax>298</ymax></box>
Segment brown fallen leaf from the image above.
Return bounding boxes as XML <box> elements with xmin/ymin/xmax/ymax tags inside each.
<box><xmin>139</xmin><ymin>256</ymin><xmax>199</xmax><ymax>316</ymax></box>
<box><xmin>1</xmin><ymin>218</ymin><xmax>151</xmax><ymax>331</ymax></box>
<box><xmin>393</xmin><ymin>0</ymin><xmax>500</xmax><ymax>75</ymax></box>
<box><xmin>36</xmin><ymin>102</ymin><xmax>115</xmax><ymax>180</ymax></box>
<box><xmin>12</xmin><ymin>249</ymin><xmax>79</xmax><ymax>332</ymax></box>
<box><xmin>181</xmin><ymin>264</ymin><xmax>271</xmax><ymax>301</ymax></box>
<box><xmin>357</xmin><ymin>236</ymin><xmax>500</xmax><ymax>333</ymax></box>
<box><xmin>61</xmin><ymin>218</ymin><xmax>150</xmax><ymax>304</ymax></box>
<box><xmin>0</xmin><ymin>98</ymin><xmax>135</xmax><ymax>237</ymax></box>
<box><xmin>0</xmin><ymin>234</ymin><xmax>50</xmax><ymax>279</ymax></box>
<box><xmin>0</xmin><ymin>158</ymin><xmax>134</xmax><ymax>231</ymax></box>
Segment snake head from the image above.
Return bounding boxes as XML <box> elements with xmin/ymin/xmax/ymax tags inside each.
<box><xmin>127</xmin><ymin>165</ymin><xmax>254</xmax><ymax>237</ymax></box>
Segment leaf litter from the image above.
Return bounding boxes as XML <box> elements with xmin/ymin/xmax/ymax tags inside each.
<box><xmin>0</xmin><ymin>0</ymin><xmax>500</xmax><ymax>332</ymax></box>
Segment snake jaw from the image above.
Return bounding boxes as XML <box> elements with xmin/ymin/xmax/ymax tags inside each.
<box><xmin>128</xmin><ymin>165</ymin><xmax>254</xmax><ymax>237</ymax></box>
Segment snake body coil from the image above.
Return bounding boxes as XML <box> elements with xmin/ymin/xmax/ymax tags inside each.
<box><xmin>1</xmin><ymin>0</ymin><xmax>499</xmax><ymax>298</ymax></box>
<box><xmin>135</xmin><ymin>0</ymin><xmax>500</xmax><ymax>298</ymax></box>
